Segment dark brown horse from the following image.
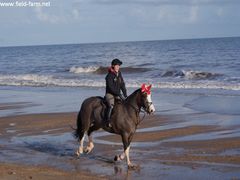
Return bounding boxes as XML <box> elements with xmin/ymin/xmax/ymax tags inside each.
<box><xmin>74</xmin><ymin>84</ymin><xmax>155</xmax><ymax>169</ymax></box>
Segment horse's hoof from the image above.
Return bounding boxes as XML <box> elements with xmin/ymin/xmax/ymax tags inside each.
<box><xmin>114</xmin><ymin>155</ymin><xmax>119</xmax><ymax>161</ymax></box>
<box><xmin>84</xmin><ymin>147</ymin><xmax>93</xmax><ymax>154</ymax></box>
<box><xmin>114</xmin><ymin>155</ymin><xmax>124</xmax><ymax>162</ymax></box>
<box><xmin>128</xmin><ymin>164</ymin><xmax>140</xmax><ymax>170</ymax></box>
<box><xmin>83</xmin><ymin>144</ymin><xmax>94</xmax><ymax>154</ymax></box>
<box><xmin>75</xmin><ymin>151</ymin><xmax>80</xmax><ymax>157</ymax></box>
<box><xmin>84</xmin><ymin>149</ymin><xmax>89</xmax><ymax>154</ymax></box>
<box><xmin>84</xmin><ymin>150</ymin><xmax>91</xmax><ymax>154</ymax></box>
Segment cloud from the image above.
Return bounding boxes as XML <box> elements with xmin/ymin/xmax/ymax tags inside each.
<box><xmin>216</xmin><ymin>7</ymin><xmax>224</xmax><ymax>16</ymax></box>
<box><xmin>34</xmin><ymin>5</ymin><xmax>81</xmax><ymax>24</ymax></box>
<box><xmin>91</xmin><ymin>0</ymin><xmax>240</xmax><ymax>6</ymax></box>
<box><xmin>188</xmin><ymin>6</ymin><xmax>199</xmax><ymax>23</ymax></box>
<box><xmin>89</xmin><ymin>0</ymin><xmax>235</xmax><ymax>26</ymax></box>
<box><xmin>127</xmin><ymin>4</ymin><xmax>200</xmax><ymax>27</ymax></box>
<box><xmin>72</xmin><ymin>9</ymin><xmax>80</xmax><ymax>19</ymax></box>
<box><xmin>34</xmin><ymin>7</ymin><xmax>63</xmax><ymax>24</ymax></box>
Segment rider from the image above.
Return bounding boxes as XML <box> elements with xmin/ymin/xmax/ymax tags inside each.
<box><xmin>105</xmin><ymin>58</ymin><xmax>127</xmax><ymax>127</ymax></box>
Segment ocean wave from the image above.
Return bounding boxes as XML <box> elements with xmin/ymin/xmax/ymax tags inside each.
<box><xmin>154</xmin><ymin>82</ymin><xmax>240</xmax><ymax>91</ymax></box>
<box><xmin>0</xmin><ymin>74</ymin><xmax>105</xmax><ymax>87</ymax></box>
<box><xmin>161</xmin><ymin>69</ymin><xmax>222</xmax><ymax>80</ymax></box>
<box><xmin>183</xmin><ymin>70</ymin><xmax>222</xmax><ymax>80</ymax></box>
<box><xmin>0</xmin><ymin>74</ymin><xmax>240</xmax><ymax>91</ymax></box>
<box><xmin>136</xmin><ymin>63</ymin><xmax>155</xmax><ymax>67</ymax></box>
<box><xmin>69</xmin><ymin>66</ymin><xmax>151</xmax><ymax>74</ymax></box>
<box><xmin>69</xmin><ymin>66</ymin><xmax>99</xmax><ymax>73</ymax></box>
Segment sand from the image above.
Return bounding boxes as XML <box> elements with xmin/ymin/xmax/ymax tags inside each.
<box><xmin>0</xmin><ymin>163</ymin><xmax>106</xmax><ymax>180</ymax></box>
<box><xmin>0</xmin><ymin>103</ymin><xmax>240</xmax><ymax>179</ymax></box>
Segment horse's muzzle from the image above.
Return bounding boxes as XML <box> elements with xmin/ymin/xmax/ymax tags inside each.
<box><xmin>148</xmin><ymin>105</ymin><xmax>155</xmax><ymax>114</ymax></box>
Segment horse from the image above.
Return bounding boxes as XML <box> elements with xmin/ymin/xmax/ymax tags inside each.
<box><xmin>74</xmin><ymin>84</ymin><xmax>155</xmax><ymax>169</ymax></box>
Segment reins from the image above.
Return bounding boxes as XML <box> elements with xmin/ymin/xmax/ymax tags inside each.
<box><xmin>128</xmin><ymin>103</ymin><xmax>146</xmax><ymax>126</ymax></box>
<box><xmin>139</xmin><ymin>108</ymin><xmax>146</xmax><ymax>124</ymax></box>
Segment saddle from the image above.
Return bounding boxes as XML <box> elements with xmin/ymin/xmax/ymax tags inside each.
<box><xmin>100</xmin><ymin>96</ymin><xmax>123</xmax><ymax>106</ymax></box>
<box><xmin>98</xmin><ymin>96</ymin><xmax>124</xmax><ymax>120</ymax></box>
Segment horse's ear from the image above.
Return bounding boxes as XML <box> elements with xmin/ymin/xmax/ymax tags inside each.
<box><xmin>141</xmin><ymin>83</ymin><xmax>146</xmax><ymax>92</ymax></box>
<box><xmin>141</xmin><ymin>84</ymin><xmax>151</xmax><ymax>95</ymax></box>
<box><xmin>147</xmin><ymin>84</ymin><xmax>152</xmax><ymax>90</ymax></box>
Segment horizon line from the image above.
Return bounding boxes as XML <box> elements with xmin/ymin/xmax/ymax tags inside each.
<box><xmin>0</xmin><ymin>35</ymin><xmax>239</xmax><ymax>48</ymax></box>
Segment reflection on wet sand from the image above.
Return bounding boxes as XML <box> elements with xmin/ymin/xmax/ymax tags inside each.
<box><xmin>0</xmin><ymin>111</ymin><xmax>240</xmax><ymax>179</ymax></box>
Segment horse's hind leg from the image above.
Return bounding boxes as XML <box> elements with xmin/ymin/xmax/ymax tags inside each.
<box><xmin>84</xmin><ymin>125</ymin><xmax>99</xmax><ymax>154</ymax></box>
<box><xmin>75</xmin><ymin>132</ymin><xmax>85</xmax><ymax>157</ymax></box>
<box><xmin>84</xmin><ymin>135</ymin><xmax>94</xmax><ymax>154</ymax></box>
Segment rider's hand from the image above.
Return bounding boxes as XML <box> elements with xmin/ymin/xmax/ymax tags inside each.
<box><xmin>115</xmin><ymin>96</ymin><xmax>121</xmax><ymax>100</ymax></box>
<box><xmin>119</xmin><ymin>94</ymin><xmax>126</xmax><ymax>101</ymax></box>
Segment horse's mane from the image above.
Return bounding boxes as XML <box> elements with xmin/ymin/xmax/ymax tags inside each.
<box><xmin>125</xmin><ymin>88</ymin><xmax>141</xmax><ymax>102</ymax></box>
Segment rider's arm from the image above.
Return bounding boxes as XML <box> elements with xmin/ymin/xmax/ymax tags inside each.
<box><xmin>119</xmin><ymin>72</ymin><xmax>127</xmax><ymax>97</ymax></box>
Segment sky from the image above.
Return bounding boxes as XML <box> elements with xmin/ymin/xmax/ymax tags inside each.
<box><xmin>0</xmin><ymin>0</ymin><xmax>240</xmax><ymax>46</ymax></box>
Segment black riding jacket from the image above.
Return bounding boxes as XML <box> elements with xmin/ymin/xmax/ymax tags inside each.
<box><xmin>105</xmin><ymin>68</ymin><xmax>127</xmax><ymax>97</ymax></box>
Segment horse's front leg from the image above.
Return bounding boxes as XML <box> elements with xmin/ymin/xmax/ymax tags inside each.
<box><xmin>121</xmin><ymin>133</ymin><xmax>139</xmax><ymax>170</ymax></box>
<box><xmin>125</xmin><ymin>146</ymin><xmax>140</xmax><ymax>170</ymax></box>
<box><xmin>114</xmin><ymin>152</ymin><xmax>125</xmax><ymax>161</ymax></box>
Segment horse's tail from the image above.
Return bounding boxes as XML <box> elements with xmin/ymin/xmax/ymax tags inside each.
<box><xmin>74</xmin><ymin>110</ymin><xmax>83</xmax><ymax>140</ymax></box>
<box><xmin>74</xmin><ymin>99</ymin><xmax>92</xmax><ymax>141</ymax></box>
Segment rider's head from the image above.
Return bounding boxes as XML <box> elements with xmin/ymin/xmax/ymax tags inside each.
<box><xmin>111</xmin><ymin>58</ymin><xmax>122</xmax><ymax>73</ymax></box>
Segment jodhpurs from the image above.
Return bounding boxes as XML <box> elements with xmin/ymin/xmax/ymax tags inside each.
<box><xmin>105</xmin><ymin>93</ymin><xmax>115</xmax><ymax>108</ymax></box>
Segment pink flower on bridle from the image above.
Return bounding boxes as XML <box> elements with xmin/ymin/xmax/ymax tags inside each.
<box><xmin>141</xmin><ymin>84</ymin><xmax>152</xmax><ymax>95</ymax></box>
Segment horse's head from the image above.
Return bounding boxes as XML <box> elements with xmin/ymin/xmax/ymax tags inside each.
<box><xmin>140</xmin><ymin>84</ymin><xmax>155</xmax><ymax>114</ymax></box>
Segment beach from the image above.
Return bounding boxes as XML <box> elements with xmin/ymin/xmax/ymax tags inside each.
<box><xmin>0</xmin><ymin>86</ymin><xmax>240</xmax><ymax>180</ymax></box>
<box><xmin>0</xmin><ymin>38</ymin><xmax>240</xmax><ymax>179</ymax></box>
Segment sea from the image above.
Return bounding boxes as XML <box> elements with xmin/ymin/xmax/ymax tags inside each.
<box><xmin>0</xmin><ymin>37</ymin><xmax>240</xmax><ymax>116</ymax></box>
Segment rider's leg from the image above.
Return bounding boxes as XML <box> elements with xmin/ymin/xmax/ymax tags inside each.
<box><xmin>105</xmin><ymin>93</ymin><xmax>115</xmax><ymax>127</ymax></box>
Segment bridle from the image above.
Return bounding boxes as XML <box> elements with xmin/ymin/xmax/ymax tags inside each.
<box><xmin>127</xmin><ymin>93</ymin><xmax>153</xmax><ymax>125</ymax></box>
<box><xmin>143</xmin><ymin>101</ymin><xmax>153</xmax><ymax>112</ymax></box>
<box><xmin>127</xmin><ymin>103</ymin><xmax>146</xmax><ymax>126</ymax></box>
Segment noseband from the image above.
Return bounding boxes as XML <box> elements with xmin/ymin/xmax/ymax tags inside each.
<box><xmin>144</xmin><ymin>101</ymin><xmax>153</xmax><ymax>110</ymax></box>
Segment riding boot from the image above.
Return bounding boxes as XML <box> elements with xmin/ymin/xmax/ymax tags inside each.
<box><xmin>106</xmin><ymin>105</ymin><xmax>113</xmax><ymax>128</ymax></box>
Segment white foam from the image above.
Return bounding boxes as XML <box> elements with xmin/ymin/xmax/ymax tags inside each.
<box><xmin>69</xmin><ymin>66</ymin><xmax>99</xmax><ymax>73</ymax></box>
<box><xmin>0</xmin><ymin>74</ymin><xmax>240</xmax><ymax>91</ymax></box>
<box><xmin>182</xmin><ymin>70</ymin><xmax>220</xmax><ymax>80</ymax></box>
<box><xmin>0</xmin><ymin>74</ymin><xmax>105</xmax><ymax>87</ymax></box>
<box><xmin>153</xmin><ymin>81</ymin><xmax>240</xmax><ymax>91</ymax></box>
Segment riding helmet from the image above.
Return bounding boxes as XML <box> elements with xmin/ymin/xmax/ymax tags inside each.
<box><xmin>111</xmin><ymin>58</ymin><xmax>122</xmax><ymax>66</ymax></box>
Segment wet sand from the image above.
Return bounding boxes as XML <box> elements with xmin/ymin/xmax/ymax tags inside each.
<box><xmin>0</xmin><ymin>104</ymin><xmax>240</xmax><ymax>179</ymax></box>
<box><xmin>0</xmin><ymin>163</ymin><xmax>106</xmax><ymax>180</ymax></box>
<box><xmin>0</xmin><ymin>102</ymin><xmax>38</xmax><ymax>111</ymax></box>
